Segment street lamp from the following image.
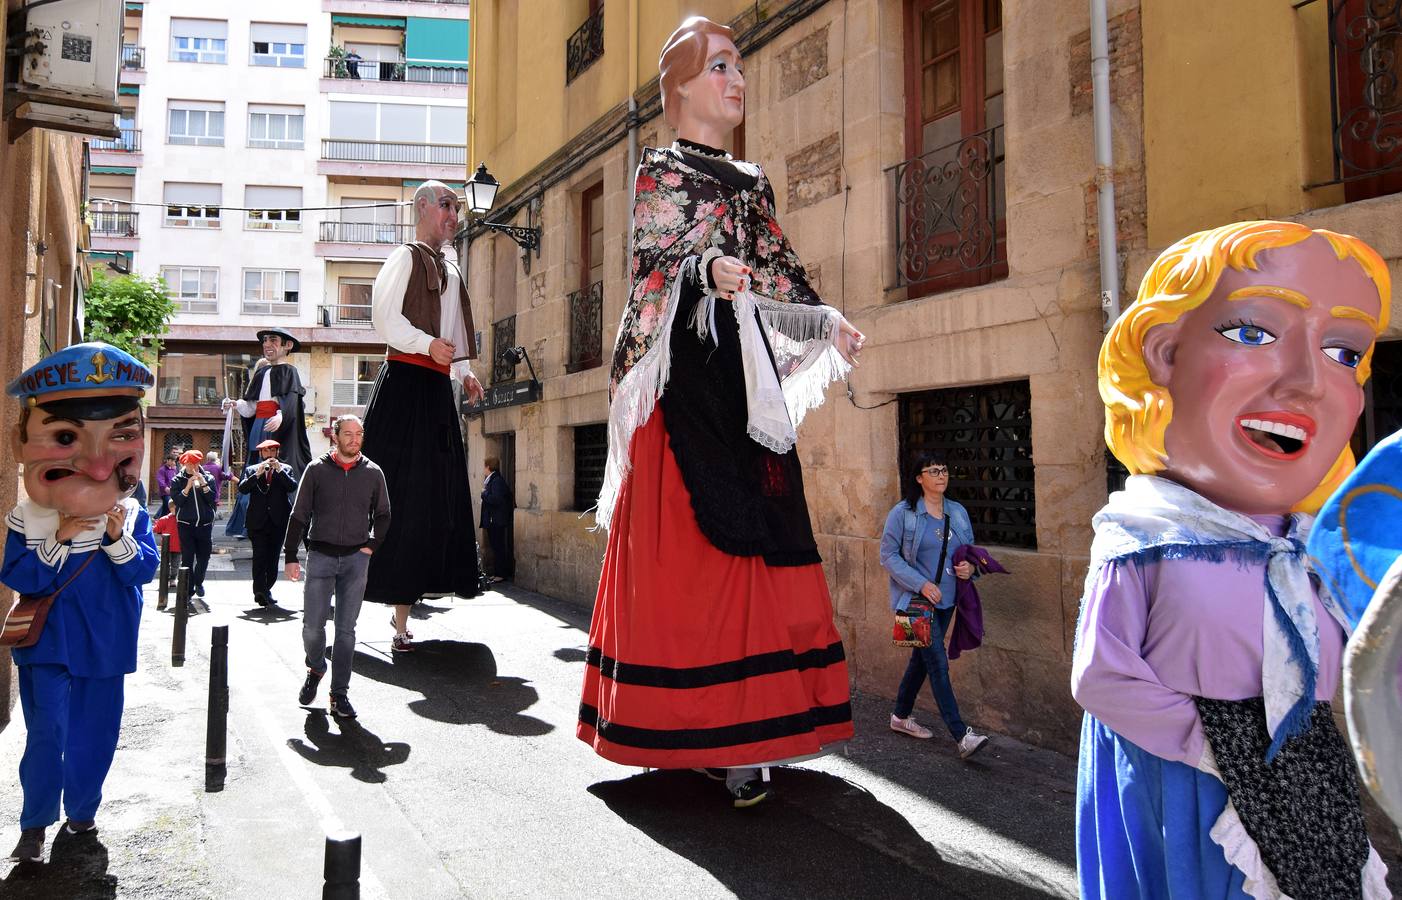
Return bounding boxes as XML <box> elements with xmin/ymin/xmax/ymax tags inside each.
<box><xmin>467</xmin><ymin>162</ymin><xmax>541</xmax><ymax>274</ymax></box>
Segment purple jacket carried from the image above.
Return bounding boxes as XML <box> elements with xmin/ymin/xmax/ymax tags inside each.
<box><xmin>947</xmin><ymin>543</ymin><xmax>1009</xmax><ymax>661</ymax></box>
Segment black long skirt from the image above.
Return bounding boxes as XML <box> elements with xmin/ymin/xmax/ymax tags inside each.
<box><xmin>361</xmin><ymin>360</ymin><xmax>481</xmax><ymax>604</ymax></box>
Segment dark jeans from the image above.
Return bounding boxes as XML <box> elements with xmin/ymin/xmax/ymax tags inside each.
<box><xmin>248</xmin><ymin>524</ymin><xmax>283</xmax><ymax>597</ymax></box>
<box><xmin>893</xmin><ymin>604</ymin><xmax>966</xmax><ymax>741</ymax></box>
<box><xmin>157</xmin><ymin>496</ymin><xmax>171</xmax><ymax>517</ymax></box>
<box><xmin>176</xmin><ymin>522</ymin><xmax>213</xmax><ymax>591</ymax></box>
<box><xmin>302</xmin><ymin>550</ymin><xmax>370</xmax><ymax>696</ymax></box>
<box><xmin>486</xmin><ymin>525</ymin><xmax>513</xmax><ymax>578</ymax></box>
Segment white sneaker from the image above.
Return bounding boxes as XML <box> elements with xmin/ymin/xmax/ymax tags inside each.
<box><xmin>889</xmin><ymin>714</ymin><xmax>934</xmax><ymax>740</ymax></box>
<box><xmin>957</xmin><ymin>728</ymin><xmax>989</xmax><ymax>759</ymax></box>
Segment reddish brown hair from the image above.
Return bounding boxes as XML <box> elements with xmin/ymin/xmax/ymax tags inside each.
<box><xmin>659</xmin><ymin>16</ymin><xmax>735</xmax><ymax>129</ymax></box>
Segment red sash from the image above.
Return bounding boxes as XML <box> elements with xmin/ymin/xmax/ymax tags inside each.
<box><xmin>254</xmin><ymin>400</ymin><xmax>279</xmax><ymax>418</ymax></box>
<box><xmin>387</xmin><ymin>353</ymin><xmax>450</xmax><ymax>376</ymax></box>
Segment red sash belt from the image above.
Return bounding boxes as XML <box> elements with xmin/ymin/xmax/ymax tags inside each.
<box><xmin>254</xmin><ymin>400</ymin><xmax>279</xmax><ymax>418</ymax></box>
<box><xmin>387</xmin><ymin>353</ymin><xmax>450</xmax><ymax>376</ymax></box>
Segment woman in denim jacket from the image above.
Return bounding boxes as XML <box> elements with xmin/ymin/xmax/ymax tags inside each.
<box><xmin>880</xmin><ymin>451</ymin><xmax>989</xmax><ymax>759</ymax></box>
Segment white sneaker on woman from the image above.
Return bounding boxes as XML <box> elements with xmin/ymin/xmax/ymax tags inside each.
<box><xmin>889</xmin><ymin>714</ymin><xmax>934</xmax><ymax>739</ymax></box>
<box><xmin>957</xmin><ymin>727</ymin><xmax>989</xmax><ymax>759</ymax></box>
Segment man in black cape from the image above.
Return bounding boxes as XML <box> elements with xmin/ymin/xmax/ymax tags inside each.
<box><xmin>363</xmin><ymin>181</ymin><xmax>485</xmax><ymax>651</ymax></box>
<box><xmin>222</xmin><ymin>327</ymin><xmax>312</xmax><ymax>477</ymax></box>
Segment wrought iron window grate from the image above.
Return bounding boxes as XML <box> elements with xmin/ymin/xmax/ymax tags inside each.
<box><xmin>573</xmin><ymin>423</ymin><xmax>608</xmax><ymax>512</ymax></box>
<box><xmin>886</xmin><ymin>125</ymin><xmax>1005</xmax><ymax>292</ymax></box>
<box><xmin>566</xmin><ymin>4</ymin><xmax>605</xmax><ymax>84</ymax></box>
<box><xmin>1306</xmin><ymin>0</ymin><xmax>1402</xmax><ymax>190</ymax></box>
<box><xmin>567</xmin><ymin>280</ymin><xmax>604</xmax><ymax>373</ymax></box>
<box><xmin>899</xmin><ymin>379</ymin><xmax>1036</xmax><ymax>549</ymax></box>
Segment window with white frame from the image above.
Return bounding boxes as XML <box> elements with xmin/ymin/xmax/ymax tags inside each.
<box><xmin>160</xmin><ymin>266</ymin><xmax>219</xmax><ymax>313</ymax></box>
<box><xmin>250</xmin><ymin>23</ymin><xmax>306</xmax><ymax>68</ymax></box>
<box><xmin>245</xmin><ymin>185</ymin><xmax>302</xmax><ymax>231</ymax></box>
<box><xmin>164</xmin><ymin>182</ymin><xmax>221</xmax><ymax>228</ymax></box>
<box><xmin>332</xmin><ymin>354</ymin><xmax>381</xmax><ymax>406</ymax></box>
<box><xmin>248</xmin><ymin>104</ymin><xmax>304</xmax><ymax>150</ymax></box>
<box><xmin>167</xmin><ymin>100</ymin><xmax>224</xmax><ymax>146</ymax></box>
<box><xmin>170</xmin><ymin>19</ymin><xmax>227</xmax><ymax>64</ymax></box>
<box><xmin>242</xmin><ymin>269</ymin><xmax>300</xmax><ymax>315</ymax></box>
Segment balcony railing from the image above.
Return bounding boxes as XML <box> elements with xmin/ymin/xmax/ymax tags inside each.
<box><xmin>91</xmin><ymin>128</ymin><xmax>141</xmax><ymax>153</ymax></box>
<box><xmin>319</xmin><ymin>221</ymin><xmax>414</xmax><ymax>244</ymax></box>
<box><xmin>886</xmin><ymin>124</ymin><xmax>1006</xmax><ymax>293</ymax></box>
<box><xmin>566</xmin><ymin>3</ymin><xmax>604</xmax><ymax>84</ymax></box>
<box><xmin>121</xmin><ymin>44</ymin><xmax>145</xmax><ymax>70</ymax></box>
<box><xmin>567</xmin><ymin>280</ymin><xmax>603</xmax><ymax>373</ymax></box>
<box><xmin>91</xmin><ymin>210</ymin><xmax>138</xmax><ymax>236</ymax></box>
<box><xmin>321</xmin><ymin>138</ymin><xmax>465</xmax><ymax>166</ymax></box>
<box><xmin>318</xmin><ymin>303</ymin><xmax>373</xmax><ymax>328</ymax></box>
<box><xmin>324</xmin><ymin>58</ymin><xmax>468</xmax><ymax>84</ymax></box>
<box><xmin>1310</xmin><ymin>0</ymin><xmax>1402</xmax><ymax>194</ymax></box>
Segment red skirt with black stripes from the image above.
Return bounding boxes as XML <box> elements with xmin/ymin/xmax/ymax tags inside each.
<box><xmin>577</xmin><ymin>409</ymin><xmax>854</xmax><ymax>769</ymax></box>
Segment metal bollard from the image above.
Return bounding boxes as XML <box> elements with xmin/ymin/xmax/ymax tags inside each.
<box><xmin>172</xmin><ymin>566</ymin><xmax>190</xmax><ymax>667</ymax></box>
<box><xmin>157</xmin><ymin>533</ymin><xmax>171</xmax><ymax>611</ymax></box>
<box><xmin>323</xmin><ymin>832</ymin><xmax>361</xmax><ymax>900</ymax></box>
<box><xmin>206</xmin><ymin>625</ymin><xmax>228</xmax><ymax>767</ymax></box>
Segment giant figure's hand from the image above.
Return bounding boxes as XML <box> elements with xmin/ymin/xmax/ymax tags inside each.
<box><xmin>266</xmin><ymin>411</ymin><xmax>283</xmax><ymax>433</ymax></box>
<box><xmin>836</xmin><ymin>316</ymin><xmax>866</xmax><ymax>367</ymax></box>
<box><xmin>221</xmin><ymin>397</ymin><xmax>235</xmax><ymax>413</ymax></box>
<box><xmin>711</xmin><ymin>256</ymin><xmax>751</xmax><ymax>300</ymax></box>
<box><xmin>429</xmin><ymin>338</ymin><xmax>456</xmax><ymax>366</ymax></box>
<box><xmin>462</xmin><ymin>370</ymin><xmax>485</xmax><ymax>404</ymax></box>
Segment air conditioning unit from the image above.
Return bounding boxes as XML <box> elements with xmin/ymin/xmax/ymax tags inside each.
<box><xmin>5</xmin><ymin>0</ymin><xmax>122</xmax><ymax>139</ymax></box>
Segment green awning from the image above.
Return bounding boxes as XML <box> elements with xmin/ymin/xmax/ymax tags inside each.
<box><xmin>118</xmin><ymin>85</ymin><xmax>139</xmax><ymax>95</ymax></box>
<box><xmin>92</xmin><ymin>166</ymin><xmax>136</xmax><ymax>175</ymax></box>
<box><xmin>406</xmin><ymin>17</ymin><xmax>468</xmax><ymax>67</ymax></box>
<box><xmin>331</xmin><ymin>14</ymin><xmax>405</xmax><ymax>28</ymax></box>
<box><xmin>124</xmin><ymin>2</ymin><xmax>143</xmax><ymax>11</ymax></box>
<box><xmin>402</xmin><ymin>179</ymin><xmax>465</xmax><ymax>189</ymax></box>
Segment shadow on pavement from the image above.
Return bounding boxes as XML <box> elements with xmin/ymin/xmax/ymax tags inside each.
<box><xmin>287</xmin><ymin>711</ymin><xmax>410</xmax><ymax>784</ymax></box>
<box><xmin>1</xmin><ymin>828</ymin><xmax>116</xmax><ymax>899</ymax></box>
<box><xmin>352</xmin><ymin>640</ymin><xmax>553</xmax><ymax>738</ymax></box>
<box><xmin>589</xmin><ymin>768</ymin><xmax>1062</xmax><ymax>899</ymax></box>
<box><xmin>234</xmin><ymin>604</ymin><xmax>299</xmax><ymax>625</ymax></box>
<box><xmin>553</xmin><ymin>647</ymin><xmax>588</xmax><ymax>664</ymax></box>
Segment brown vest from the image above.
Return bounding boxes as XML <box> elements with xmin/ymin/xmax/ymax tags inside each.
<box><xmin>402</xmin><ymin>242</ymin><xmax>478</xmax><ymax>359</ymax></box>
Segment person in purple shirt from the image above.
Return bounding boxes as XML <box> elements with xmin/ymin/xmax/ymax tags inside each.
<box><xmin>1074</xmin><ymin>221</ymin><xmax>1392</xmax><ymax>898</ymax></box>
<box><xmin>154</xmin><ymin>453</ymin><xmax>177</xmax><ymax>516</ymax></box>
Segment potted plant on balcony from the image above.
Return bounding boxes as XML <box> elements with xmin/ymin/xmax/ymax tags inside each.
<box><xmin>328</xmin><ymin>45</ymin><xmax>349</xmax><ymax>79</ymax></box>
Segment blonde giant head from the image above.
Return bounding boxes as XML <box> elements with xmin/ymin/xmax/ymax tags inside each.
<box><xmin>1100</xmin><ymin>220</ymin><xmax>1390</xmax><ymax>513</ymax></box>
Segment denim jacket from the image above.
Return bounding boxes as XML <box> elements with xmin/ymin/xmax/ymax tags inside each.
<box><xmin>880</xmin><ymin>498</ymin><xmax>975</xmax><ymax>612</ymax></box>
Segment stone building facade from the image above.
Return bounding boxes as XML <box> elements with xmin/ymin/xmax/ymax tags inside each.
<box><xmin>0</xmin><ymin>4</ymin><xmax>95</xmax><ymax>725</ymax></box>
<box><xmin>467</xmin><ymin>0</ymin><xmax>1402</xmax><ymax>755</ymax></box>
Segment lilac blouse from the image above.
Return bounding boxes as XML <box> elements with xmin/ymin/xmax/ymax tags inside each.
<box><xmin>1070</xmin><ymin>514</ymin><xmax>1345</xmax><ymax>768</ymax></box>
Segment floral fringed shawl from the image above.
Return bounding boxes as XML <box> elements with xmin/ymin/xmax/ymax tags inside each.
<box><xmin>596</xmin><ymin>147</ymin><xmax>849</xmax><ymax>530</ymax></box>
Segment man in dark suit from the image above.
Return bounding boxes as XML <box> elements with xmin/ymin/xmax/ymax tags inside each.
<box><xmin>239</xmin><ymin>438</ymin><xmax>298</xmax><ymax>607</ymax></box>
<box><xmin>480</xmin><ymin>457</ymin><xmax>514</xmax><ymax>584</ymax></box>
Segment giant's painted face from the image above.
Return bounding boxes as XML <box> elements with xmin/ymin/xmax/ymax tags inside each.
<box><xmin>16</xmin><ymin>406</ymin><xmax>145</xmax><ymax>517</ymax></box>
<box><xmin>262</xmin><ymin>334</ymin><xmax>292</xmax><ymax>363</ymax></box>
<box><xmin>677</xmin><ymin>33</ymin><xmax>745</xmax><ymax>134</ymax></box>
<box><xmin>1144</xmin><ymin>236</ymin><xmax>1381</xmax><ymax>515</ymax></box>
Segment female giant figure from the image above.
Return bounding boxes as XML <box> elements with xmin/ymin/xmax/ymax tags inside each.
<box><xmin>1074</xmin><ymin>221</ymin><xmax>1393</xmax><ymax>898</ymax></box>
<box><xmin>577</xmin><ymin>17</ymin><xmax>865</xmax><ymax>808</ymax></box>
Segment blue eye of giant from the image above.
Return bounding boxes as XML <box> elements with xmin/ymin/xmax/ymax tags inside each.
<box><xmin>1218</xmin><ymin>324</ymin><xmax>1277</xmax><ymax>346</ymax></box>
<box><xmin>1323</xmin><ymin>346</ymin><xmax>1363</xmax><ymax>368</ymax></box>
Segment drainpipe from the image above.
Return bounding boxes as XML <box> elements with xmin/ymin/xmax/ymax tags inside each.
<box><xmin>1090</xmin><ymin>0</ymin><xmax>1120</xmax><ymax>326</ymax></box>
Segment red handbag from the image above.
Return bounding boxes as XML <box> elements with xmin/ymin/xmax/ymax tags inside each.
<box><xmin>1</xmin><ymin>552</ymin><xmax>96</xmax><ymax>648</ymax></box>
<box><xmin>892</xmin><ymin>601</ymin><xmax>934</xmax><ymax>647</ymax></box>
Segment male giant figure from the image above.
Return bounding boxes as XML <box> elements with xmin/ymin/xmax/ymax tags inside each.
<box><xmin>3</xmin><ymin>344</ymin><xmax>160</xmax><ymax>864</ymax></box>
<box><xmin>222</xmin><ymin>328</ymin><xmax>311</xmax><ymax>477</ymax></box>
<box><xmin>362</xmin><ymin>181</ymin><xmax>485</xmax><ymax>650</ymax></box>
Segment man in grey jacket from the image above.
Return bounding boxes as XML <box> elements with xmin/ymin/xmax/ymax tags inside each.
<box><xmin>283</xmin><ymin>415</ymin><xmax>390</xmax><ymax>719</ymax></box>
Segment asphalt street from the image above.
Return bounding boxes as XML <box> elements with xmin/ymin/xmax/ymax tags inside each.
<box><xmin>0</xmin><ymin>537</ymin><xmax>1096</xmax><ymax>898</ymax></box>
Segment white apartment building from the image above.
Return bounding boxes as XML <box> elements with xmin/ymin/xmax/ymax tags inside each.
<box><xmin>88</xmin><ymin>0</ymin><xmax>470</xmax><ymax>483</ymax></box>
